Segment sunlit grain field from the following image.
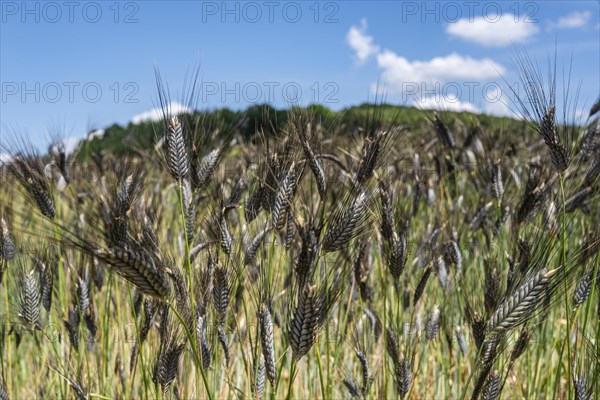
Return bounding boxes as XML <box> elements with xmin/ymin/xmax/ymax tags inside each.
<box><xmin>0</xmin><ymin>64</ymin><xmax>599</xmax><ymax>400</ymax></box>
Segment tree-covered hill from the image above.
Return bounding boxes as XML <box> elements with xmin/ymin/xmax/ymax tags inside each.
<box><xmin>76</xmin><ymin>103</ymin><xmax>528</xmax><ymax>159</ymax></box>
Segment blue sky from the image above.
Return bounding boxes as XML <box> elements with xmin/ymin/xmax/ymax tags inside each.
<box><xmin>1</xmin><ymin>1</ymin><xmax>598</xmax><ymax>150</ymax></box>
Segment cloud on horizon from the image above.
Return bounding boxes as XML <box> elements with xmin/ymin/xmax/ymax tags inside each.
<box><xmin>413</xmin><ymin>95</ymin><xmax>481</xmax><ymax>113</ymax></box>
<box><xmin>0</xmin><ymin>153</ymin><xmax>13</xmax><ymax>166</ymax></box>
<box><xmin>131</xmin><ymin>101</ymin><xmax>193</xmax><ymax>124</ymax></box>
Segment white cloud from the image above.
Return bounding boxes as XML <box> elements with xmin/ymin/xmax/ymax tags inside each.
<box><xmin>0</xmin><ymin>153</ymin><xmax>13</xmax><ymax>166</ymax></box>
<box><xmin>346</xmin><ymin>20</ymin><xmax>509</xmax><ymax>116</ymax></box>
<box><xmin>63</xmin><ymin>137</ymin><xmax>80</xmax><ymax>155</ymax></box>
<box><xmin>50</xmin><ymin>136</ymin><xmax>81</xmax><ymax>156</ymax></box>
<box><xmin>482</xmin><ymin>97</ymin><xmax>515</xmax><ymax>117</ymax></box>
<box><xmin>131</xmin><ymin>101</ymin><xmax>193</xmax><ymax>124</ymax></box>
<box><xmin>87</xmin><ymin>128</ymin><xmax>105</xmax><ymax>140</ymax></box>
<box><xmin>479</xmin><ymin>84</ymin><xmax>517</xmax><ymax>117</ymax></box>
<box><xmin>552</xmin><ymin>11</ymin><xmax>592</xmax><ymax>29</ymax></box>
<box><xmin>346</xmin><ymin>19</ymin><xmax>379</xmax><ymax>64</ymax></box>
<box><xmin>376</xmin><ymin>50</ymin><xmax>504</xmax><ymax>88</ymax></box>
<box><xmin>413</xmin><ymin>96</ymin><xmax>481</xmax><ymax>113</ymax></box>
<box><xmin>446</xmin><ymin>14</ymin><xmax>539</xmax><ymax>47</ymax></box>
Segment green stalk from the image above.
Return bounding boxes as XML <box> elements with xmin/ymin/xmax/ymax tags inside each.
<box><xmin>176</xmin><ymin>181</ymin><xmax>201</xmax><ymax>398</ymax></box>
<box><xmin>126</xmin><ymin>285</ymin><xmax>150</xmax><ymax>399</ymax></box>
<box><xmin>285</xmin><ymin>356</ymin><xmax>297</xmax><ymax>400</ymax></box>
<box><xmin>167</xmin><ymin>301</ymin><xmax>213</xmax><ymax>400</ymax></box>
<box><xmin>459</xmin><ymin>334</ymin><xmax>491</xmax><ymax>400</ymax></box>
<box><xmin>2</xmin><ymin>260</ymin><xmax>12</xmax><ymax>394</ymax></box>
<box><xmin>555</xmin><ymin>175</ymin><xmax>572</xmax><ymax>398</ymax></box>
<box><xmin>314</xmin><ymin>337</ymin><xmax>327</xmax><ymax>400</ymax></box>
<box><xmin>378</xmin><ymin>240</ymin><xmax>388</xmax><ymax>399</ymax></box>
<box><xmin>580</xmin><ymin>256</ymin><xmax>599</xmax><ymax>394</ymax></box>
<box><xmin>580</xmin><ymin>256</ymin><xmax>599</xmax><ymax>344</ymax></box>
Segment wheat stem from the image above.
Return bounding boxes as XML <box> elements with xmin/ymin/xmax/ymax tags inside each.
<box><xmin>314</xmin><ymin>337</ymin><xmax>327</xmax><ymax>400</ymax></box>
